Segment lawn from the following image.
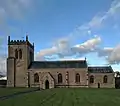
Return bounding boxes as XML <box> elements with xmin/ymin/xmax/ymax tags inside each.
<box><xmin>0</xmin><ymin>88</ymin><xmax>120</xmax><ymax>106</ymax></box>
<box><xmin>0</xmin><ymin>88</ymin><xmax>36</xmax><ymax>97</ymax></box>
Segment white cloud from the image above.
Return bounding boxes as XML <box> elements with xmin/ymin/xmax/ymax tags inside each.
<box><xmin>0</xmin><ymin>56</ymin><xmax>6</xmax><ymax>75</ymax></box>
<box><xmin>71</xmin><ymin>36</ymin><xmax>101</xmax><ymax>54</ymax></box>
<box><xmin>77</xmin><ymin>36</ymin><xmax>101</xmax><ymax>49</ymax></box>
<box><xmin>107</xmin><ymin>45</ymin><xmax>120</xmax><ymax>64</ymax></box>
<box><xmin>36</xmin><ymin>36</ymin><xmax>101</xmax><ymax>60</ymax></box>
<box><xmin>0</xmin><ymin>36</ymin><xmax>6</xmax><ymax>75</ymax></box>
<box><xmin>37</xmin><ymin>47</ymin><xmax>58</xmax><ymax>57</ymax></box>
<box><xmin>97</xmin><ymin>47</ymin><xmax>113</xmax><ymax>57</ymax></box>
<box><xmin>58</xmin><ymin>57</ymin><xmax>86</xmax><ymax>61</ymax></box>
<box><xmin>97</xmin><ymin>44</ymin><xmax>120</xmax><ymax>64</ymax></box>
<box><xmin>88</xmin><ymin>14</ymin><xmax>105</xmax><ymax>29</ymax></box>
<box><xmin>35</xmin><ymin>53</ymin><xmax>46</xmax><ymax>61</ymax></box>
<box><xmin>108</xmin><ymin>0</ymin><xmax>120</xmax><ymax>16</ymax></box>
<box><xmin>37</xmin><ymin>38</ymin><xmax>71</xmax><ymax>57</ymax></box>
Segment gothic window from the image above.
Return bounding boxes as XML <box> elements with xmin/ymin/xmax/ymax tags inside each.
<box><xmin>19</xmin><ymin>49</ymin><xmax>22</xmax><ymax>59</ymax></box>
<box><xmin>34</xmin><ymin>73</ymin><xmax>39</xmax><ymax>83</ymax></box>
<box><xmin>90</xmin><ymin>75</ymin><xmax>94</xmax><ymax>83</ymax></box>
<box><xmin>75</xmin><ymin>73</ymin><xmax>80</xmax><ymax>83</ymax></box>
<box><xmin>58</xmin><ymin>73</ymin><xmax>62</xmax><ymax>83</ymax></box>
<box><xmin>103</xmin><ymin>75</ymin><xmax>108</xmax><ymax>83</ymax></box>
<box><xmin>15</xmin><ymin>49</ymin><xmax>18</xmax><ymax>59</ymax></box>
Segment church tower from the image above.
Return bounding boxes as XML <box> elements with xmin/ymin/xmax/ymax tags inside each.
<box><xmin>7</xmin><ymin>35</ymin><xmax>34</xmax><ymax>87</ymax></box>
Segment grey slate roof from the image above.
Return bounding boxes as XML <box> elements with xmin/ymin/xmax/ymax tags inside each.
<box><xmin>88</xmin><ymin>66</ymin><xmax>113</xmax><ymax>73</ymax></box>
<box><xmin>28</xmin><ymin>60</ymin><xmax>87</xmax><ymax>69</ymax></box>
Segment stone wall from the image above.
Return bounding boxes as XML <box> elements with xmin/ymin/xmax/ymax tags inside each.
<box><xmin>28</xmin><ymin>68</ymin><xmax>88</xmax><ymax>89</ymax></box>
<box><xmin>88</xmin><ymin>73</ymin><xmax>115</xmax><ymax>88</ymax></box>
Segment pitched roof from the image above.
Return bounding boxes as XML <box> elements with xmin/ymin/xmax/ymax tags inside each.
<box><xmin>28</xmin><ymin>60</ymin><xmax>87</xmax><ymax>69</ymax></box>
<box><xmin>88</xmin><ymin>66</ymin><xmax>113</xmax><ymax>73</ymax></box>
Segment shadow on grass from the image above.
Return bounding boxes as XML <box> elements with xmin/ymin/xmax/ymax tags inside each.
<box><xmin>0</xmin><ymin>88</ymin><xmax>40</xmax><ymax>100</ymax></box>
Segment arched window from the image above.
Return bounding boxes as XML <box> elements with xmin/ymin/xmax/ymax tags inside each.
<box><xmin>75</xmin><ymin>73</ymin><xmax>80</xmax><ymax>83</ymax></box>
<box><xmin>103</xmin><ymin>75</ymin><xmax>107</xmax><ymax>83</ymax></box>
<box><xmin>58</xmin><ymin>73</ymin><xmax>62</xmax><ymax>83</ymax></box>
<box><xmin>34</xmin><ymin>73</ymin><xmax>39</xmax><ymax>83</ymax></box>
<box><xmin>19</xmin><ymin>49</ymin><xmax>22</xmax><ymax>59</ymax></box>
<box><xmin>15</xmin><ymin>49</ymin><xmax>18</xmax><ymax>59</ymax></box>
<box><xmin>90</xmin><ymin>75</ymin><xmax>94</xmax><ymax>83</ymax></box>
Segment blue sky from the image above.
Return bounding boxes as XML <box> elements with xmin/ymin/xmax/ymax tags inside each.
<box><xmin>0</xmin><ymin>0</ymin><xmax>120</xmax><ymax>74</ymax></box>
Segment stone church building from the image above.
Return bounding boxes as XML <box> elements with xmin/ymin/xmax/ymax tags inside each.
<box><xmin>7</xmin><ymin>36</ymin><xmax>115</xmax><ymax>89</ymax></box>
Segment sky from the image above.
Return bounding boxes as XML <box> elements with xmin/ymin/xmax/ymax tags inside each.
<box><xmin>0</xmin><ymin>0</ymin><xmax>120</xmax><ymax>75</ymax></box>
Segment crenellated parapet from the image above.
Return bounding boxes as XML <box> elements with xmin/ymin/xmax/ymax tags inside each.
<box><xmin>9</xmin><ymin>40</ymin><xmax>26</xmax><ymax>44</ymax></box>
<box><xmin>8</xmin><ymin>36</ymin><xmax>34</xmax><ymax>49</ymax></box>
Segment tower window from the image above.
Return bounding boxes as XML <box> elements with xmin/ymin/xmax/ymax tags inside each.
<box><xmin>19</xmin><ymin>49</ymin><xmax>22</xmax><ymax>59</ymax></box>
<box><xmin>75</xmin><ymin>73</ymin><xmax>80</xmax><ymax>83</ymax></box>
<box><xmin>15</xmin><ymin>49</ymin><xmax>18</xmax><ymax>59</ymax></box>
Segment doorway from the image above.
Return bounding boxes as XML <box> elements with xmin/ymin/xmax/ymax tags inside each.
<box><xmin>45</xmin><ymin>80</ymin><xmax>49</xmax><ymax>89</ymax></box>
<box><xmin>98</xmin><ymin>83</ymin><xmax>100</xmax><ymax>88</ymax></box>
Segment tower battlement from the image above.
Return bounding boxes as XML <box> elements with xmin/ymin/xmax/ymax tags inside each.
<box><xmin>8</xmin><ymin>36</ymin><xmax>34</xmax><ymax>49</ymax></box>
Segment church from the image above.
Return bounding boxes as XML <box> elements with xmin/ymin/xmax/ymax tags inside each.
<box><xmin>7</xmin><ymin>36</ymin><xmax>115</xmax><ymax>89</ymax></box>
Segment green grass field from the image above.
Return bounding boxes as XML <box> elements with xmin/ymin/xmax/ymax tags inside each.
<box><xmin>0</xmin><ymin>88</ymin><xmax>120</xmax><ymax>106</ymax></box>
<box><xmin>0</xmin><ymin>88</ymin><xmax>35</xmax><ymax>97</ymax></box>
